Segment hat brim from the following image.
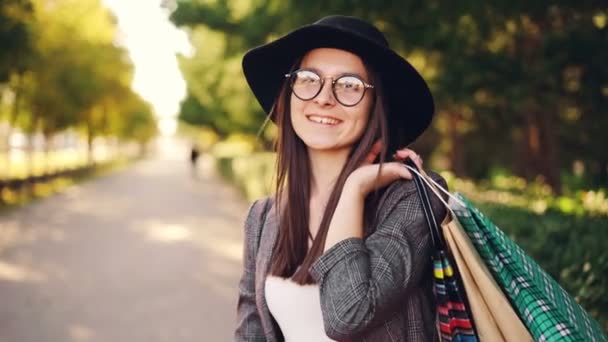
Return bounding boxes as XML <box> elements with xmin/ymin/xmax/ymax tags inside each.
<box><xmin>242</xmin><ymin>24</ymin><xmax>434</xmax><ymax>148</ymax></box>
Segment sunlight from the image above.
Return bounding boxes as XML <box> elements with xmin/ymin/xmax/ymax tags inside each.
<box><xmin>158</xmin><ymin>117</ymin><xmax>178</xmax><ymax>136</ymax></box>
<box><xmin>67</xmin><ymin>324</ymin><xmax>95</xmax><ymax>341</ymax></box>
<box><xmin>135</xmin><ymin>222</ymin><xmax>193</xmax><ymax>243</ymax></box>
<box><xmin>102</xmin><ymin>0</ymin><xmax>191</xmax><ymax>118</ymax></box>
<box><xmin>190</xmin><ymin>217</ymin><xmax>244</xmax><ymax>263</ymax></box>
<box><xmin>0</xmin><ymin>260</ymin><xmax>46</xmax><ymax>282</ymax></box>
<box><xmin>197</xmin><ymin>237</ymin><xmax>242</xmax><ymax>263</ymax></box>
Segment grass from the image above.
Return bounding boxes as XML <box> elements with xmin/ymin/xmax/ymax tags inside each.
<box><xmin>0</xmin><ymin>149</ymin><xmax>91</xmax><ymax>179</ymax></box>
<box><xmin>0</xmin><ymin>156</ymin><xmax>135</xmax><ymax>211</ymax></box>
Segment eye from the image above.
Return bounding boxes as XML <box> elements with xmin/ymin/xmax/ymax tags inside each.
<box><xmin>294</xmin><ymin>70</ymin><xmax>321</xmax><ymax>85</ymax></box>
<box><xmin>335</xmin><ymin>76</ymin><xmax>364</xmax><ymax>92</ymax></box>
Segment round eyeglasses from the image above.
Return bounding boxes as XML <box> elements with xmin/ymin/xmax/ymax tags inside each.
<box><xmin>284</xmin><ymin>69</ymin><xmax>374</xmax><ymax>107</ymax></box>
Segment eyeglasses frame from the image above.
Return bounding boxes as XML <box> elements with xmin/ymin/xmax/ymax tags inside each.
<box><xmin>284</xmin><ymin>68</ymin><xmax>375</xmax><ymax>107</ymax></box>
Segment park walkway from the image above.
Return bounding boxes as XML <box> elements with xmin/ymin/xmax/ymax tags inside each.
<box><xmin>0</xmin><ymin>137</ymin><xmax>251</xmax><ymax>342</ymax></box>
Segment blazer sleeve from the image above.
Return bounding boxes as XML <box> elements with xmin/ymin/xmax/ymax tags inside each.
<box><xmin>235</xmin><ymin>198</ymin><xmax>269</xmax><ymax>342</ymax></box>
<box><xmin>309</xmin><ymin>174</ymin><xmax>448</xmax><ymax>341</ymax></box>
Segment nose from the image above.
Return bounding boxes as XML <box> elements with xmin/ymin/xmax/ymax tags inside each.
<box><xmin>313</xmin><ymin>79</ymin><xmax>336</xmax><ymax>107</ymax></box>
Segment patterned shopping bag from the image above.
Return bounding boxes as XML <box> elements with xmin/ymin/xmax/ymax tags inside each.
<box><xmin>451</xmin><ymin>194</ymin><xmax>607</xmax><ymax>342</ymax></box>
<box><xmin>406</xmin><ymin>160</ymin><xmax>479</xmax><ymax>342</ymax></box>
<box><xmin>433</xmin><ymin>249</ymin><xmax>479</xmax><ymax>342</ymax></box>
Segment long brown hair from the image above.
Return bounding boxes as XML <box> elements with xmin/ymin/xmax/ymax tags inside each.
<box><xmin>268</xmin><ymin>59</ymin><xmax>390</xmax><ymax>285</ymax></box>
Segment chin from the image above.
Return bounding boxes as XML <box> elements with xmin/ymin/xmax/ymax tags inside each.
<box><xmin>300</xmin><ymin>137</ymin><xmax>348</xmax><ymax>152</ymax></box>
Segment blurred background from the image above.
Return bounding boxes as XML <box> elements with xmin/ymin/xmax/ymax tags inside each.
<box><xmin>1</xmin><ymin>0</ymin><xmax>607</xmax><ymax>340</ymax></box>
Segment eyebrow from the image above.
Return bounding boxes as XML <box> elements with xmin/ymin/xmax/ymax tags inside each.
<box><xmin>301</xmin><ymin>67</ymin><xmax>369</xmax><ymax>82</ymax></box>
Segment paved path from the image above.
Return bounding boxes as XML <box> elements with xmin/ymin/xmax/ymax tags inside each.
<box><xmin>0</xmin><ymin>137</ymin><xmax>251</xmax><ymax>342</ymax></box>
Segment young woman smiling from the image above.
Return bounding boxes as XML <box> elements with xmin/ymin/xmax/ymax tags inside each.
<box><xmin>236</xmin><ymin>15</ymin><xmax>447</xmax><ymax>342</ymax></box>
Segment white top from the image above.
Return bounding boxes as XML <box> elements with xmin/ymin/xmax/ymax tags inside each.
<box><xmin>265</xmin><ymin>275</ymin><xmax>335</xmax><ymax>341</ymax></box>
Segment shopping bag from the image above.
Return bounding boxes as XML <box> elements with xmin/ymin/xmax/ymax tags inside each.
<box><xmin>405</xmin><ymin>162</ymin><xmax>607</xmax><ymax>342</ymax></box>
<box><xmin>407</xmin><ymin>162</ymin><xmax>532</xmax><ymax>341</ymax></box>
<box><xmin>450</xmin><ymin>194</ymin><xmax>607</xmax><ymax>342</ymax></box>
<box><xmin>441</xmin><ymin>207</ymin><xmax>533</xmax><ymax>342</ymax></box>
<box><xmin>405</xmin><ymin>160</ymin><xmax>479</xmax><ymax>342</ymax></box>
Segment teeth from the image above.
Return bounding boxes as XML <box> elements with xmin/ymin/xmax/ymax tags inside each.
<box><xmin>308</xmin><ymin>115</ymin><xmax>340</xmax><ymax>125</ymax></box>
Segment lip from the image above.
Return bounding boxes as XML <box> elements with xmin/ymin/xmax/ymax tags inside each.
<box><xmin>305</xmin><ymin>113</ymin><xmax>343</xmax><ymax>126</ymax></box>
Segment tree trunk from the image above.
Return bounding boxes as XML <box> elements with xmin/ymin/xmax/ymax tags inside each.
<box><xmin>25</xmin><ymin>130</ymin><xmax>35</xmax><ymax>197</ymax></box>
<box><xmin>523</xmin><ymin>111</ymin><xmax>561</xmax><ymax>194</ymax></box>
<box><xmin>523</xmin><ymin>113</ymin><xmax>540</xmax><ymax>181</ymax></box>
<box><xmin>86</xmin><ymin>122</ymin><xmax>94</xmax><ymax>166</ymax></box>
<box><xmin>448</xmin><ymin>111</ymin><xmax>466</xmax><ymax>177</ymax></box>
<box><xmin>2</xmin><ymin>73</ymin><xmax>23</xmax><ymax>180</ymax></box>
<box><xmin>138</xmin><ymin>142</ymin><xmax>146</xmax><ymax>157</ymax></box>
<box><xmin>26</xmin><ymin>115</ymin><xmax>40</xmax><ymax>181</ymax></box>
<box><xmin>43</xmin><ymin>133</ymin><xmax>52</xmax><ymax>176</ymax></box>
<box><xmin>592</xmin><ymin>159</ymin><xmax>607</xmax><ymax>189</ymax></box>
<box><xmin>536</xmin><ymin>110</ymin><xmax>561</xmax><ymax>194</ymax></box>
<box><xmin>517</xmin><ymin>16</ymin><xmax>561</xmax><ymax>194</ymax></box>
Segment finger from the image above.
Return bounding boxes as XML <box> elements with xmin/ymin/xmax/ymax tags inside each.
<box><xmin>396</xmin><ymin>162</ymin><xmax>414</xmax><ymax>179</ymax></box>
<box><xmin>364</xmin><ymin>140</ymin><xmax>383</xmax><ymax>164</ymax></box>
<box><xmin>394</xmin><ymin>148</ymin><xmax>416</xmax><ymax>159</ymax></box>
<box><xmin>355</xmin><ymin>161</ymin><xmax>414</xmax><ymax>195</ymax></box>
<box><xmin>395</xmin><ymin>148</ymin><xmax>416</xmax><ymax>158</ymax></box>
<box><xmin>412</xmin><ymin>154</ymin><xmax>423</xmax><ymax>170</ymax></box>
<box><xmin>378</xmin><ymin>162</ymin><xmax>413</xmax><ymax>183</ymax></box>
<box><xmin>394</xmin><ymin>149</ymin><xmax>423</xmax><ymax>169</ymax></box>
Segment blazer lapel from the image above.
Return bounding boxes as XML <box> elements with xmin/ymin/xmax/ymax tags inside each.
<box><xmin>255</xmin><ymin>200</ymin><xmax>280</xmax><ymax>340</ymax></box>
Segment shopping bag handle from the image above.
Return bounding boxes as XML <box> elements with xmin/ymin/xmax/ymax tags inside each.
<box><xmin>403</xmin><ymin>164</ymin><xmax>466</xmax><ymax>209</ymax></box>
<box><xmin>403</xmin><ymin>158</ymin><xmax>446</xmax><ymax>249</ymax></box>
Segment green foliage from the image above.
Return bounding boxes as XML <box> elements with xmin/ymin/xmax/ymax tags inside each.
<box><xmin>170</xmin><ymin>1</ymin><xmax>608</xmax><ymax>192</ymax></box>
<box><xmin>169</xmin><ymin>0</ymin><xmax>295</xmax><ymax>138</ymax></box>
<box><xmin>169</xmin><ymin>1</ymin><xmax>608</xmax><ymax>330</ymax></box>
<box><xmin>0</xmin><ymin>156</ymin><xmax>134</xmax><ymax>207</ymax></box>
<box><xmin>177</xmin><ymin>122</ymin><xmax>221</xmax><ymax>152</ymax></box>
<box><xmin>0</xmin><ymin>0</ymin><xmax>33</xmax><ymax>82</ymax></box>
<box><xmin>210</xmin><ymin>133</ymin><xmax>257</xmax><ymax>157</ymax></box>
<box><xmin>118</xmin><ymin>93</ymin><xmax>158</xmax><ymax>144</ymax></box>
<box><xmin>0</xmin><ymin>0</ymin><xmax>157</xmax><ymax>177</ymax></box>
<box><xmin>23</xmin><ymin>0</ymin><xmax>139</xmax><ymax>141</ymax></box>
<box><xmin>178</xmin><ymin>93</ymin><xmax>215</xmax><ymax>128</ymax></box>
<box><xmin>442</xmin><ymin>171</ymin><xmax>608</xmax><ymax>216</ymax></box>
<box><xmin>215</xmin><ymin>152</ymin><xmax>275</xmax><ymax>202</ymax></box>
<box><xmin>175</xmin><ymin>25</ymin><xmax>266</xmax><ymax>136</ymax></box>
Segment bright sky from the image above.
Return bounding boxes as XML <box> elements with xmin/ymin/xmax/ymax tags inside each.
<box><xmin>102</xmin><ymin>0</ymin><xmax>192</xmax><ymax>122</ymax></box>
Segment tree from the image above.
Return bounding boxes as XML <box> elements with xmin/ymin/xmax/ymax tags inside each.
<box><xmin>0</xmin><ymin>0</ymin><xmax>32</xmax><ymax>83</ymax></box>
<box><xmin>1</xmin><ymin>0</ymin><xmax>155</xmax><ymax>179</ymax></box>
<box><xmin>24</xmin><ymin>0</ymin><xmax>138</xmax><ymax>165</ymax></box>
<box><xmin>169</xmin><ymin>0</ymin><xmax>607</xmax><ymax>192</ymax></box>
<box><xmin>117</xmin><ymin>91</ymin><xmax>157</xmax><ymax>152</ymax></box>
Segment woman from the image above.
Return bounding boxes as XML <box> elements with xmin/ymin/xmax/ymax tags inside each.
<box><xmin>236</xmin><ymin>15</ymin><xmax>447</xmax><ymax>341</ymax></box>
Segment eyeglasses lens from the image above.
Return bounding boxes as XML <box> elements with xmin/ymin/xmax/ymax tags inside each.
<box><xmin>290</xmin><ymin>70</ymin><xmax>366</xmax><ymax>106</ymax></box>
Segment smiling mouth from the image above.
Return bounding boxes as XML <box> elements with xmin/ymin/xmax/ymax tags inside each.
<box><xmin>306</xmin><ymin>114</ymin><xmax>342</xmax><ymax>125</ymax></box>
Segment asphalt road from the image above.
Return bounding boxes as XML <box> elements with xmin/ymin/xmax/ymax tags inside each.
<box><xmin>0</xmin><ymin>138</ymin><xmax>250</xmax><ymax>342</ymax></box>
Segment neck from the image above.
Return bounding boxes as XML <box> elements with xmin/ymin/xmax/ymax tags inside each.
<box><xmin>308</xmin><ymin>147</ymin><xmax>350</xmax><ymax>199</ymax></box>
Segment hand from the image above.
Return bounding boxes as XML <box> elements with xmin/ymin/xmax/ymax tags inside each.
<box><xmin>345</xmin><ymin>141</ymin><xmax>424</xmax><ymax>197</ymax></box>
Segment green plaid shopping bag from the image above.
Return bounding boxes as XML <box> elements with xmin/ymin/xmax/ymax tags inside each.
<box><xmin>450</xmin><ymin>194</ymin><xmax>607</xmax><ymax>342</ymax></box>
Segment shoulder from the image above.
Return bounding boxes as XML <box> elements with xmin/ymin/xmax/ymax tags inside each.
<box><xmin>375</xmin><ymin>170</ymin><xmax>448</xmax><ymax>222</ymax></box>
<box><xmin>248</xmin><ymin>196</ymin><xmax>273</xmax><ymax>214</ymax></box>
<box><xmin>381</xmin><ymin>170</ymin><xmax>447</xmax><ymax>201</ymax></box>
<box><xmin>245</xmin><ymin>196</ymin><xmax>273</xmax><ymax>227</ymax></box>
<box><xmin>243</xmin><ymin>196</ymin><xmax>273</xmax><ymax>241</ymax></box>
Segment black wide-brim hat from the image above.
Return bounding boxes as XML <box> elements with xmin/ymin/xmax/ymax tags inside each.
<box><xmin>242</xmin><ymin>15</ymin><xmax>434</xmax><ymax>149</ymax></box>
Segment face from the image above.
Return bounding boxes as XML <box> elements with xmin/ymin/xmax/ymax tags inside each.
<box><xmin>289</xmin><ymin>48</ymin><xmax>374</xmax><ymax>153</ymax></box>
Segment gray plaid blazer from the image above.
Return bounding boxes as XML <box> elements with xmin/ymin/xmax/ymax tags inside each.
<box><xmin>235</xmin><ymin>173</ymin><xmax>448</xmax><ymax>342</ymax></box>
